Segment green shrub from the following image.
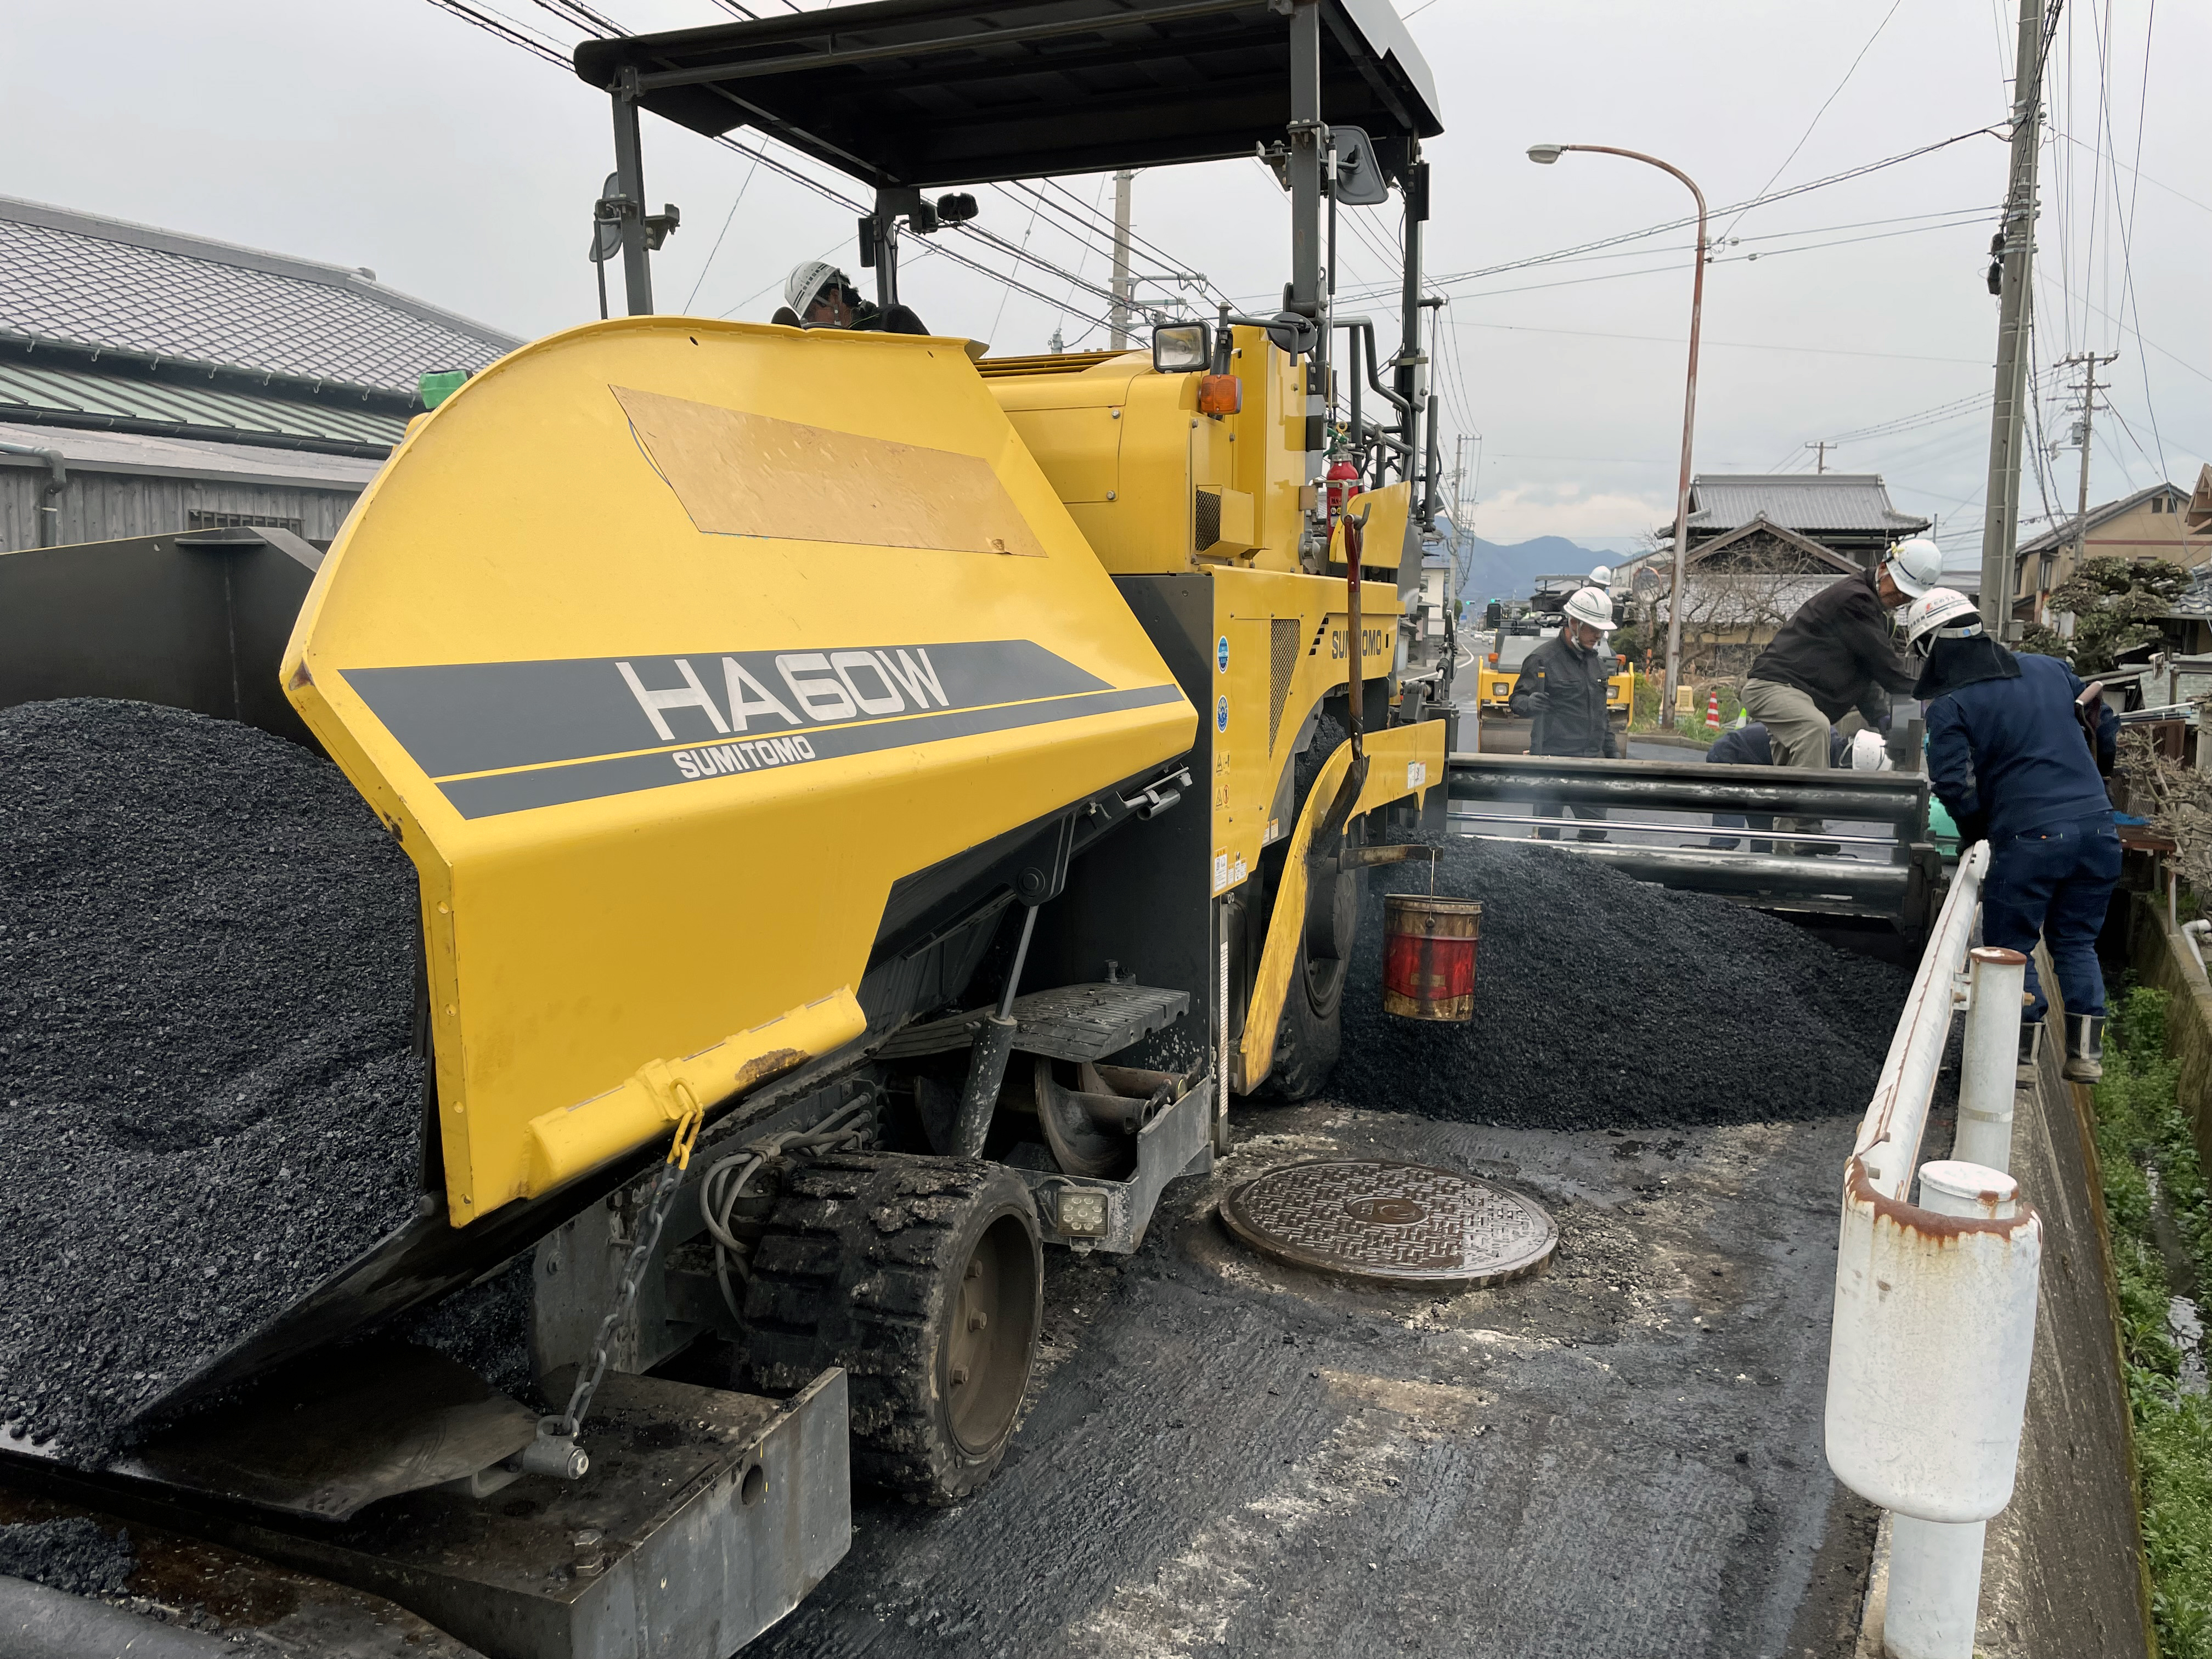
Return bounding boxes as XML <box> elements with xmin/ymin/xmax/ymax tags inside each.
<box><xmin>2091</xmin><ymin>984</ymin><xmax>2212</xmax><ymax>1656</ymax></box>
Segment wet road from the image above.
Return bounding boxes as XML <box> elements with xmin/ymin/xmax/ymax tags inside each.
<box><xmin>749</xmin><ymin>1103</ymin><xmax>1877</xmax><ymax>1659</ymax></box>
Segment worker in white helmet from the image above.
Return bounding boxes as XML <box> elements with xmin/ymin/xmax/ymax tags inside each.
<box><xmin>776</xmin><ymin>261</ymin><xmax>862</xmax><ymax>328</ymax></box>
<box><xmin>1508</xmin><ymin>585</ymin><xmax>1620</xmax><ymax>841</ymax></box>
<box><xmin>1587</xmin><ymin>563</ymin><xmax>1615</xmax><ymax>590</ymax></box>
<box><xmin>1736</xmin><ymin>537</ymin><xmax>1934</xmax><ymax>851</ymax></box>
<box><xmin>1904</xmin><ymin>587</ymin><xmax>2119</xmax><ymax>1081</ymax></box>
<box><xmin>776</xmin><ymin>259</ymin><xmax>929</xmax><ymax>335</ymax></box>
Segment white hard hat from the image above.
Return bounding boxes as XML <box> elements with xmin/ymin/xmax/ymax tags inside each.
<box><xmin>1884</xmin><ymin>537</ymin><xmax>1943</xmax><ymax>600</ymax></box>
<box><xmin>1848</xmin><ymin>729</ymin><xmax>1894</xmax><ymax>772</ymax></box>
<box><xmin>1587</xmin><ymin>563</ymin><xmax>1614</xmax><ymax>589</ymax></box>
<box><xmin>1901</xmin><ymin>586</ymin><xmax>1982</xmax><ymax>651</ymax></box>
<box><xmin>784</xmin><ymin>260</ymin><xmax>847</xmax><ymax>315</ymax></box>
<box><xmin>1562</xmin><ymin>586</ymin><xmax>1615</xmax><ymax>632</ymax></box>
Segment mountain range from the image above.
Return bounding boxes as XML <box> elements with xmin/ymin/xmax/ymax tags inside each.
<box><xmin>1451</xmin><ymin>534</ymin><xmax>1623</xmax><ymax>604</ymax></box>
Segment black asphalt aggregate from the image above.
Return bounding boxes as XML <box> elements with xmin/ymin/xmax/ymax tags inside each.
<box><xmin>0</xmin><ymin>700</ymin><xmax>424</xmax><ymax>1459</ymax></box>
<box><xmin>1337</xmin><ymin>837</ymin><xmax>1911</xmax><ymax>1130</ymax></box>
<box><xmin>0</xmin><ymin>1516</ymin><xmax>135</xmax><ymax>1597</ymax></box>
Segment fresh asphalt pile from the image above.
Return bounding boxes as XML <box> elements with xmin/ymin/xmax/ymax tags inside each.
<box><xmin>392</xmin><ymin>1257</ymin><xmax>539</xmax><ymax>1402</ymax></box>
<box><xmin>0</xmin><ymin>700</ymin><xmax>425</xmax><ymax>1460</ymax></box>
<box><xmin>0</xmin><ymin>1517</ymin><xmax>136</xmax><ymax>1596</ymax></box>
<box><xmin>1334</xmin><ymin>836</ymin><xmax>1911</xmax><ymax>1128</ymax></box>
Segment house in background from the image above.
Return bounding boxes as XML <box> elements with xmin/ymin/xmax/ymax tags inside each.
<box><xmin>1660</xmin><ymin>473</ymin><xmax>1931</xmax><ymax>571</ymax></box>
<box><xmin>1616</xmin><ymin>512</ymin><xmax>1871</xmax><ymax>678</ymax></box>
<box><xmin>2009</xmin><ymin>467</ymin><xmax>2212</xmax><ymax>627</ymax></box>
<box><xmin>0</xmin><ymin>195</ymin><xmax>518</xmax><ymax>551</ymax></box>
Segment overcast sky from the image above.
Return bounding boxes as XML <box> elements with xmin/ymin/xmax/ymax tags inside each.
<box><xmin>7</xmin><ymin>1</ymin><xmax>2204</xmax><ymax>554</ymax></box>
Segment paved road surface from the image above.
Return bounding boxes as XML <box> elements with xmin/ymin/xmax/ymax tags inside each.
<box><xmin>752</xmin><ymin>1103</ymin><xmax>1877</xmax><ymax>1659</ymax></box>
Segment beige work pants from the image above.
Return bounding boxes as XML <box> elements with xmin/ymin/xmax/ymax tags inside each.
<box><xmin>1742</xmin><ymin>678</ymin><xmax>1831</xmax><ymax>850</ymax></box>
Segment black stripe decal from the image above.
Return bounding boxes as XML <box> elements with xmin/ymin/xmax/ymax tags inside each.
<box><xmin>434</xmin><ymin>684</ymin><xmax>1187</xmax><ymax>820</ymax></box>
<box><xmin>343</xmin><ymin>640</ymin><xmax>1109</xmax><ymax>780</ymax></box>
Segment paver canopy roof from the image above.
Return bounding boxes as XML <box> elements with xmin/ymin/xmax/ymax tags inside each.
<box><xmin>574</xmin><ymin>0</ymin><xmax>1442</xmax><ymax>190</ymax></box>
<box><xmin>0</xmin><ymin>197</ymin><xmax>520</xmax><ymax>398</ymax></box>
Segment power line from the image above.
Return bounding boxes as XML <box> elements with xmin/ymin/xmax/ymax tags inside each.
<box><xmin>1361</xmin><ymin>210</ymin><xmax>2001</xmax><ymax>311</ymax></box>
<box><xmin>2101</xmin><ymin>0</ymin><xmax>2168</xmax><ymax>476</ymax></box>
<box><xmin>1452</xmin><ymin>318</ymin><xmax>1994</xmax><ymax>367</ymax></box>
<box><xmin>1335</xmin><ymin>125</ymin><xmax>2002</xmax><ymax>303</ymax></box>
<box><xmin>683</xmin><ymin>149</ymin><xmax>762</xmax><ymax>312</ymax></box>
<box><xmin>984</xmin><ymin>192</ymin><xmax>1042</xmax><ymax>346</ymax></box>
<box><xmin>1030</xmin><ymin>178</ymin><xmax>1229</xmax><ymax>310</ymax></box>
<box><xmin>421</xmin><ymin>0</ymin><xmax>1121</xmax><ymax>332</ymax></box>
<box><xmin>1717</xmin><ymin>0</ymin><xmax>1906</xmax><ymax>242</ymax></box>
<box><xmin>2055</xmin><ymin>129</ymin><xmax>2212</xmax><ymax>217</ymax></box>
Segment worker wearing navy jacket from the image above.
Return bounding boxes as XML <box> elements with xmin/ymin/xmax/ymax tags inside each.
<box><xmin>1906</xmin><ymin>588</ymin><xmax>2119</xmax><ymax>1081</ymax></box>
<box><xmin>1705</xmin><ymin>722</ymin><xmax>1876</xmax><ymax>849</ymax></box>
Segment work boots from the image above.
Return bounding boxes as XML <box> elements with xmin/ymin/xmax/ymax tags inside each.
<box><xmin>2063</xmin><ymin>1014</ymin><xmax>2106</xmax><ymax>1084</ymax></box>
<box><xmin>2017</xmin><ymin>1020</ymin><xmax>2044</xmax><ymax>1084</ymax></box>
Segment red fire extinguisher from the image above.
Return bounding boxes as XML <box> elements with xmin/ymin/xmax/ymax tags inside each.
<box><xmin>1325</xmin><ymin>457</ymin><xmax>1359</xmax><ymax>528</ymax></box>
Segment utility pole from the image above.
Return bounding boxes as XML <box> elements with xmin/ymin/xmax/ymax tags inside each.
<box><xmin>1448</xmin><ymin>433</ymin><xmax>1472</xmax><ymax>600</ymax></box>
<box><xmin>1449</xmin><ymin>433</ymin><xmax>1468</xmax><ymax>536</ymax></box>
<box><xmin>2052</xmin><ymin>351</ymin><xmax>2119</xmax><ymax>631</ymax></box>
<box><xmin>1806</xmin><ymin>441</ymin><xmax>1833</xmax><ymax>474</ymax></box>
<box><xmin>1109</xmin><ymin>170</ymin><xmax>1135</xmax><ymax>350</ymax></box>
<box><xmin>1978</xmin><ymin>0</ymin><xmax>2049</xmax><ymax>638</ymax></box>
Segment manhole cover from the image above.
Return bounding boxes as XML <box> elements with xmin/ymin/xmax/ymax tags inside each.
<box><xmin>1219</xmin><ymin>1160</ymin><xmax>1556</xmax><ymax>1288</ymax></box>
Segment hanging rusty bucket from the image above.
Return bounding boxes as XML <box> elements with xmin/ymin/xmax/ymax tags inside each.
<box><xmin>1381</xmin><ymin>894</ymin><xmax>1480</xmax><ymax>1022</ymax></box>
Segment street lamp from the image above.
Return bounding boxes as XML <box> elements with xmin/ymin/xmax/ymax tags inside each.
<box><xmin>1527</xmin><ymin>143</ymin><xmax>1707</xmax><ymax>721</ymax></box>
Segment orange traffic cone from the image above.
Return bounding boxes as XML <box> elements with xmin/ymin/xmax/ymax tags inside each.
<box><xmin>1705</xmin><ymin>689</ymin><xmax>1720</xmax><ymax>731</ymax></box>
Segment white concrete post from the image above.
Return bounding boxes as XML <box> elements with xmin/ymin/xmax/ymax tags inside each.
<box><xmin>1954</xmin><ymin>947</ymin><xmax>2027</xmax><ymax>1172</ymax></box>
<box><xmin>1881</xmin><ymin>1161</ymin><xmax>2022</xmax><ymax>1659</ymax></box>
<box><xmin>1886</xmin><ymin>1515</ymin><xmax>1987</xmax><ymax>1659</ymax></box>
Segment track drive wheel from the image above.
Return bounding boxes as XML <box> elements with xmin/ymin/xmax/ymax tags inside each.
<box><xmin>740</xmin><ymin>1151</ymin><xmax>1042</xmax><ymax>1503</ymax></box>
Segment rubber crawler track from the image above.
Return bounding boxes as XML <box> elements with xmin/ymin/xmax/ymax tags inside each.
<box><xmin>740</xmin><ymin>1150</ymin><xmax>1040</xmax><ymax>1503</ymax></box>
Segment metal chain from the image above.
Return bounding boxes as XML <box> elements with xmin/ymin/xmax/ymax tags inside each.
<box><xmin>550</xmin><ymin>1157</ymin><xmax>686</xmax><ymax>1438</ymax></box>
<box><xmin>547</xmin><ymin>1083</ymin><xmax>706</xmax><ymax>1442</ymax></box>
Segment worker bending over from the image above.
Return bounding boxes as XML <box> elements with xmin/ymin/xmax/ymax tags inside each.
<box><xmin>1737</xmin><ymin>537</ymin><xmax>1935</xmax><ymax>848</ymax></box>
<box><xmin>1906</xmin><ymin>588</ymin><xmax>2119</xmax><ymax>1081</ymax></box>
<box><xmin>1509</xmin><ymin>586</ymin><xmax>1619</xmax><ymax>842</ymax></box>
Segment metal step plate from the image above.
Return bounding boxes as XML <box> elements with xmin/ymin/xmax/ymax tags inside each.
<box><xmin>876</xmin><ymin>981</ymin><xmax>1190</xmax><ymax>1063</ymax></box>
<box><xmin>1220</xmin><ymin>1160</ymin><xmax>1557</xmax><ymax>1288</ymax></box>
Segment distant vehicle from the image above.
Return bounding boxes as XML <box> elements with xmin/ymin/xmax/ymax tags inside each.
<box><xmin>1474</xmin><ymin>574</ymin><xmax>1635</xmax><ymax>719</ymax></box>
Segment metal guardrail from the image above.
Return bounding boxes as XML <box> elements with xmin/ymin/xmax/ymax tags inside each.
<box><xmin>1824</xmin><ymin>842</ymin><xmax>2043</xmax><ymax>1659</ymax></box>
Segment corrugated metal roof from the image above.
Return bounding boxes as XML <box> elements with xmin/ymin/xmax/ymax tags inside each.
<box><xmin>0</xmin><ymin>359</ymin><xmax>403</xmax><ymax>449</ymax></box>
<box><xmin>0</xmin><ymin>196</ymin><xmax>520</xmax><ymax>397</ymax></box>
<box><xmin>1681</xmin><ymin>475</ymin><xmax>1929</xmax><ymax>534</ymax></box>
<box><xmin>0</xmin><ymin>419</ymin><xmax>383</xmax><ymax>491</ymax></box>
